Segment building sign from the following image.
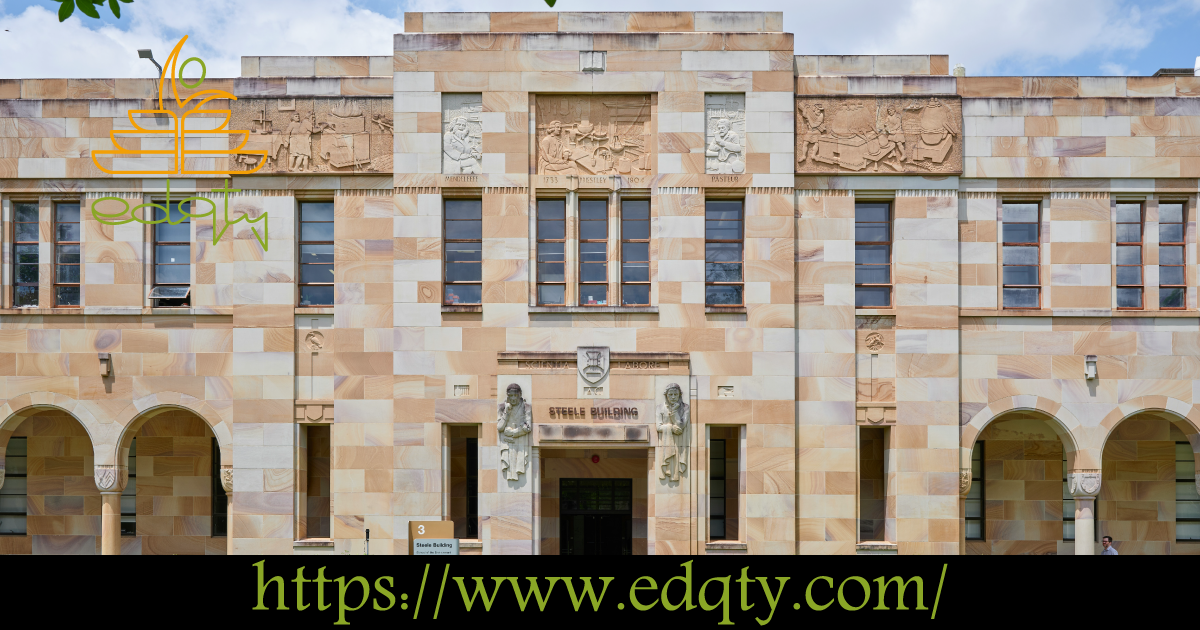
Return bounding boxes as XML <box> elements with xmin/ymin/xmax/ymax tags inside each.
<box><xmin>413</xmin><ymin>539</ymin><xmax>459</xmax><ymax>555</ymax></box>
<box><xmin>547</xmin><ymin>406</ymin><xmax>640</xmax><ymax>420</ymax></box>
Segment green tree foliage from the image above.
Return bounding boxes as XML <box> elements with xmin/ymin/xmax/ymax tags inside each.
<box><xmin>52</xmin><ymin>0</ymin><xmax>133</xmax><ymax>22</ymax></box>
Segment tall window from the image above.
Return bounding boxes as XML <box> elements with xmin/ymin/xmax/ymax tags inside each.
<box><xmin>579</xmin><ymin>199</ymin><xmax>608</xmax><ymax>306</ymax></box>
<box><xmin>1177</xmin><ymin>441</ymin><xmax>1199</xmax><ymax>541</ymax></box>
<box><xmin>54</xmin><ymin>202</ymin><xmax>81</xmax><ymax>307</ymax></box>
<box><xmin>298</xmin><ymin>201</ymin><xmax>334</xmax><ymax>306</ymax></box>
<box><xmin>13</xmin><ymin>203</ymin><xmax>39</xmax><ymax>307</ymax></box>
<box><xmin>121</xmin><ymin>438</ymin><xmax>136</xmax><ymax>536</ymax></box>
<box><xmin>536</xmin><ymin>199</ymin><xmax>566</xmax><ymax>305</ymax></box>
<box><xmin>304</xmin><ymin>425</ymin><xmax>330</xmax><ymax>539</ymax></box>
<box><xmin>709</xmin><ymin>437</ymin><xmax>727</xmax><ymax>540</ymax></box>
<box><xmin>449</xmin><ymin>425</ymin><xmax>479</xmax><ymax>539</ymax></box>
<box><xmin>1115</xmin><ymin>203</ymin><xmax>1143</xmax><ymax>309</ymax></box>
<box><xmin>1159</xmin><ymin>203</ymin><xmax>1185</xmax><ymax>309</ymax></box>
<box><xmin>859</xmin><ymin>427</ymin><xmax>888</xmax><ymax>541</ymax></box>
<box><xmin>1002</xmin><ymin>202</ymin><xmax>1040</xmax><ymax>308</ymax></box>
<box><xmin>443</xmin><ymin>199</ymin><xmax>482</xmax><ymax>305</ymax></box>
<box><xmin>150</xmin><ymin>202</ymin><xmax>191</xmax><ymax>307</ymax></box>
<box><xmin>620</xmin><ymin>199</ymin><xmax>650</xmax><ymax>306</ymax></box>
<box><xmin>1062</xmin><ymin>448</ymin><xmax>1073</xmax><ymax>541</ymax></box>
<box><xmin>0</xmin><ymin>437</ymin><xmax>27</xmax><ymax>536</ymax></box>
<box><xmin>211</xmin><ymin>438</ymin><xmax>227</xmax><ymax>537</ymax></box>
<box><xmin>854</xmin><ymin>202</ymin><xmax>891</xmax><ymax>307</ymax></box>
<box><xmin>705</xmin><ymin>199</ymin><xmax>743</xmax><ymax>306</ymax></box>
<box><xmin>966</xmin><ymin>442</ymin><xmax>984</xmax><ymax>540</ymax></box>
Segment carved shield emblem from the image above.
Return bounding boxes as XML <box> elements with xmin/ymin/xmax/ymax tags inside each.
<box><xmin>577</xmin><ymin>346</ymin><xmax>610</xmax><ymax>385</ymax></box>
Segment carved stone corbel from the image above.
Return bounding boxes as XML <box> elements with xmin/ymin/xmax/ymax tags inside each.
<box><xmin>959</xmin><ymin>468</ymin><xmax>972</xmax><ymax>496</ymax></box>
<box><xmin>94</xmin><ymin>465</ymin><xmax>128</xmax><ymax>492</ymax></box>
<box><xmin>220</xmin><ymin>467</ymin><xmax>234</xmax><ymax>494</ymax></box>
<box><xmin>1067</xmin><ymin>471</ymin><xmax>1101</xmax><ymax>498</ymax></box>
<box><xmin>0</xmin><ymin>467</ymin><xmax>5</xmax><ymax>491</ymax></box>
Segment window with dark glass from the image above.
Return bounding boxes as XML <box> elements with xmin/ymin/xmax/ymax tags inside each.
<box><xmin>54</xmin><ymin>202</ymin><xmax>81</xmax><ymax>307</ymax></box>
<box><xmin>1177</xmin><ymin>441</ymin><xmax>1199</xmax><ymax>541</ymax></box>
<box><xmin>536</xmin><ymin>199</ymin><xmax>566</xmax><ymax>305</ymax></box>
<box><xmin>150</xmin><ymin>202</ymin><xmax>191</xmax><ymax>307</ymax></box>
<box><xmin>449</xmin><ymin>425</ymin><xmax>479</xmax><ymax>539</ymax></box>
<box><xmin>1115</xmin><ymin>203</ymin><xmax>1143</xmax><ymax>309</ymax></box>
<box><xmin>705</xmin><ymin>199</ymin><xmax>743</xmax><ymax>306</ymax></box>
<box><xmin>211</xmin><ymin>438</ymin><xmax>227</xmax><ymax>537</ymax></box>
<box><xmin>1159</xmin><ymin>203</ymin><xmax>1185</xmax><ymax>309</ymax></box>
<box><xmin>966</xmin><ymin>442</ymin><xmax>984</xmax><ymax>540</ymax></box>
<box><xmin>13</xmin><ymin>203</ymin><xmax>39</xmax><ymax>307</ymax></box>
<box><xmin>859</xmin><ymin>426</ymin><xmax>888</xmax><ymax>541</ymax></box>
<box><xmin>579</xmin><ymin>199</ymin><xmax>608</xmax><ymax>306</ymax></box>
<box><xmin>298</xmin><ymin>201</ymin><xmax>334</xmax><ymax>306</ymax></box>
<box><xmin>304</xmin><ymin>424</ymin><xmax>330</xmax><ymax>539</ymax></box>
<box><xmin>1002</xmin><ymin>203</ymin><xmax>1040</xmax><ymax>308</ymax></box>
<box><xmin>121</xmin><ymin>438</ymin><xmax>136</xmax><ymax>536</ymax></box>
<box><xmin>710</xmin><ymin>437</ymin><xmax>726</xmax><ymax>540</ymax></box>
<box><xmin>0</xmin><ymin>437</ymin><xmax>27</xmax><ymax>535</ymax></box>
<box><xmin>443</xmin><ymin>199</ymin><xmax>482</xmax><ymax>305</ymax></box>
<box><xmin>854</xmin><ymin>202</ymin><xmax>891</xmax><ymax>307</ymax></box>
<box><xmin>620</xmin><ymin>199</ymin><xmax>650</xmax><ymax>306</ymax></box>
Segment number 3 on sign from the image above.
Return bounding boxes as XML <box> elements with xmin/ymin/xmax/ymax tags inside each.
<box><xmin>418</xmin><ymin>525</ymin><xmax>425</xmax><ymax>535</ymax></box>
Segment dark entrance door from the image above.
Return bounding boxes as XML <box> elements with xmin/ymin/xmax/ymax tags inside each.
<box><xmin>559</xmin><ymin>478</ymin><xmax>633</xmax><ymax>555</ymax></box>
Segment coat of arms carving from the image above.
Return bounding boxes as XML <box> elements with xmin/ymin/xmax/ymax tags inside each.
<box><xmin>796</xmin><ymin>96</ymin><xmax>962</xmax><ymax>174</ymax></box>
<box><xmin>577</xmin><ymin>346</ymin><xmax>610</xmax><ymax>385</ymax></box>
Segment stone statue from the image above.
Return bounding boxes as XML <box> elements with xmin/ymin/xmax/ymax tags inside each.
<box><xmin>656</xmin><ymin>383</ymin><xmax>690</xmax><ymax>481</ymax></box>
<box><xmin>443</xmin><ymin>115</ymin><xmax>481</xmax><ymax>174</ymax></box>
<box><xmin>497</xmin><ymin>383</ymin><xmax>532</xmax><ymax>481</ymax></box>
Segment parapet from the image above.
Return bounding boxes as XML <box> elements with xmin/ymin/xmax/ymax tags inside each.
<box><xmin>403</xmin><ymin>11</ymin><xmax>783</xmax><ymax>33</ymax></box>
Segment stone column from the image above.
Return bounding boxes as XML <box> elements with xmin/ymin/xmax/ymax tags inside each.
<box><xmin>221</xmin><ymin>467</ymin><xmax>234</xmax><ymax>555</ymax></box>
<box><xmin>94</xmin><ymin>465</ymin><xmax>127</xmax><ymax>556</ymax></box>
<box><xmin>1068</xmin><ymin>471</ymin><xmax>1101</xmax><ymax>556</ymax></box>
<box><xmin>959</xmin><ymin>468</ymin><xmax>971</xmax><ymax>554</ymax></box>
<box><xmin>531</xmin><ymin>446</ymin><xmax>540</xmax><ymax>556</ymax></box>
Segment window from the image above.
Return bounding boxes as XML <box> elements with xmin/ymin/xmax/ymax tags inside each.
<box><xmin>1177</xmin><ymin>442</ymin><xmax>1199</xmax><ymax>541</ymax></box>
<box><xmin>710</xmin><ymin>438</ymin><xmax>726</xmax><ymax>540</ymax></box>
<box><xmin>579</xmin><ymin>199</ymin><xmax>608</xmax><ymax>306</ymax></box>
<box><xmin>303</xmin><ymin>425</ymin><xmax>330</xmax><ymax>539</ymax></box>
<box><xmin>1061</xmin><ymin>448</ymin><xmax>1073</xmax><ymax>541</ymax></box>
<box><xmin>859</xmin><ymin>426</ymin><xmax>888</xmax><ymax>542</ymax></box>
<box><xmin>211</xmin><ymin>438</ymin><xmax>227</xmax><ymax>538</ymax></box>
<box><xmin>121</xmin><ymin>438</ymin><xmax>136</xmax><ymax>536</ymax></box>
<box><xmin>150</xmin><ymin>202</ymin><xmax>191</xmax><ymax>307</ymax></box>
<box><xmin>536</xmin><ymin>199</ymin><xmax>566</xmax><ymax>305</ymax></box>
<box><xmin>620</xmin><ymin>199</ymin><xmax>650</xmax><ymax>306</ymax></box>
<box><xmin>1002</xmin><ymin>203</ymin><xmax>1040</xmax><ymax>308</ymax></box>
<box><xmin>705</xmin><ymin>199</ymin><xmax>743</xmax><ymax>306</ymax></box>
<box><xmin>0</xmin><ymin>437</ymin><xmax>27</xmax><ymax>535</ymax></box>
<box><xmin>444</xmin><ymin>199</ymin><xmax>482</xmax><ymax>305</ymax></box>
<box><xmin>708</xmin><ymin>428</ymin><xmax>739</xmax><ymax>542</ymax></box>
<box><xmin>449</xmin><ymin>425</ymin><xmax>479</xmax><ymax>539</ymax></box>
<box><xmin>966</xmin><ymin>442</ymin><xmax>984</xmax><ymax>540</ymax></box>
<box><xmin>54</xmin><ymin>202</ymin><xmax>81</xmax><ymax>307</ymax></box>
<box><xmin>854</xmin><ymin>202</ymin><xmax>891</xmax><ymax>307</ymax></box>
<box><xmin>1159</xmin><ymin>203</ymin><xmax>1185</xmax><ymax>309</ymax></box>
<box><xmin>298</xmin><ymin>201</ymin><xmax>334</xmax><ymax>306</ymax></box>
<box><xmin>1115</xmin><ymin>203</ymin><xmax>1142</xmax><ymax>309</ymax></box>
<box><xmin>13</xmin><ymin>203</ymin><xmax>39</xmax><ymax>307</ymax></box>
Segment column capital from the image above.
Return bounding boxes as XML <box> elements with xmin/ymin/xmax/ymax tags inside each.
<box><xmin>1068</xmin><ymin>470</ymin><xmax>1101</xmax><ymax>498</ymax></box>
<box><xmin>959</xmin><ymin>468</ymin><xmax>972</xmax><ymax>496</ymax></box>
<box><xmin>220</xmin><ymin>466</ymin><xmax>233</xmax><ymax>494</ymax></box>
<box><xmin>94</xmin><ymin>465</ymin><xmax>128</xmax><ymax>493</ymax></box>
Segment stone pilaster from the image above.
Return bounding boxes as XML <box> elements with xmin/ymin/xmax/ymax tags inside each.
<box><xmin>95</xmin><ymin>465</ymin><xmax>128</xmax><ymax>556</ymax></box>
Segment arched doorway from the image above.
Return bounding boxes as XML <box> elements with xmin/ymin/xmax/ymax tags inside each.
<box><xmin>965</xmin><ymin>410</ymin><xmax>1078</xmax><ymax>555</ymax></box>
<box><xmin>0</xmin><ymin>408</ymin><xmax>99</xmax><ymax>555</ymax></box>
<box><xmin>1098</xmin><ymin>410</ymin><xmax>1200</xmax><ymax>555</ymax></box>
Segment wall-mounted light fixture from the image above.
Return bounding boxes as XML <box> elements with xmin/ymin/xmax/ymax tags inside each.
<box><xmin>1085</xmin><ymin>355</ymin><xmax>1097</xmax><ymax>380</ymax></box>
<box><xmin>98</xmin><ymin>353</ymin><xmax>112</xmax><ymax>377</ymax></box>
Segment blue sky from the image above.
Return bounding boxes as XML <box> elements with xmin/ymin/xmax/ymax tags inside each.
<box><xmin>0</xmin><ymin>0</ymin><xmax>1196</xmax><ymax>78</ymax></box>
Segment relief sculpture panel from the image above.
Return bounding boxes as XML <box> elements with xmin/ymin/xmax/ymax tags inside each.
<box><xmin>442</xmin><ymin>93</ymin><xmax>483</xmax><ymax>175</ymax></box>
<box><xmin>229</xmin><ymin>98</ymin><xmax>393</xmax><ymax>173</ymax></box>
<box><xmin>705</xmin><ymin>94</ymin><xmax>746</xmax><ymax>174</ymax></box>
<box><xmin>795</xmin><ymin>96</ymin><xmax>962</xmax><ymax>174</ymax></box>
<box><xmin>535</xmin><ymin>94</ymin><xmax>653</xmax><ymax>177</ymax></box>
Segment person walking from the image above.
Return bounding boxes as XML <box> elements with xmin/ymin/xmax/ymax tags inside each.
<box><xmin>1101</xmin><ymin>536</ymin><xmax>1118</xmax><ymax>555</ymax></box>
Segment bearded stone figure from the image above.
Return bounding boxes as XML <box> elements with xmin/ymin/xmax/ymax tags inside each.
<box><xmin>656</xmin><ymin>383</ymin><xmax>690</xmax><ymax>481</ymax></box>
<box><xmin>497</xmin><ymin>383</ymin><xmax>532</xmax><ymax>481</ymax></box>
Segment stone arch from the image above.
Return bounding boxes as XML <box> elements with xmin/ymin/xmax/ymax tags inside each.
<box><xmin>0</xmin><ymin>393</ymin><xmax>105</xmax><ymax>485</ymax></box>
<box><xmin>1096</xmin><ymin>397</ymin><xmax>1200</xmax><ymax>456</ymax></box>
<box><xmin>111</xmin><ymin>393</ymin><xmax>232</xmax><ymax>470</ymax></box>
<box><xmin>961</xmin><ymin>395</ymin><xmax>1085</xmax><ymax>469</ymax></box>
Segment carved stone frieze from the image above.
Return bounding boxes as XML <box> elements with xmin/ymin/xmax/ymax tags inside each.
<box><xmin>1068</xmin><ymin>471</ymin><xmax>1102</xmax><ymax>497</ymax></box>
<box><xmin>656</xmin><ymin>383</ymin><xmax>690</xmax><ymax>481</ymax></box>
<box><xmin>442</xmin><ymin>93</ymin><xmax>483</xmax><ymax>175</ymax></box>
<box><xmin>796</xmin><ymin>96</ymin><xmax>962</xmax><ymax>174</ymax></box>
<box><xmin>229</xmin><ymin>97</ymin><xmax>393</xmax><ymax>173</ymax></box>
<box><xmin>497</xmin><ymin>383</ymin><xmax>532</xmax><ymax>481</ymax></box>
<box><xmin>705</xmin><ymin>94</ymin><xmax>746</xmax><ymax>175</ymax></box>
<box><xmin>536</xmin><ymin>94</ymin><xmax>652</xmax><ymax>177</ymax></box>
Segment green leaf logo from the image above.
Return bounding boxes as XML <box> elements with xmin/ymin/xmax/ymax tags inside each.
<box><xmin>544</xmin><ymin>0</ymin><xmax>556</xmax><ymax>6</ymax></box>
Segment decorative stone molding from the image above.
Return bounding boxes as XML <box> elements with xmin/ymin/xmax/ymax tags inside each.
<box><xmin>0</xmin><ymin>467</ymin><xmax>4</xmax><ymax>491</ymax></box>
<box><xmin>959</xmin><ymin>468</ymin><xmax>972</xmax><ymax>496</ymax></box>
<box><xmin>220</xmin><ymin>467</ymin><xmax>234</xmax><ymax>494</ymax></box>
<box><xmin>94</xmin><ymin>465</ymin><xmax>127</xmax><ymax>492</ymax></box>
<box><xmin>1068</xmin><ymin>471</ymin><xmax>1101</xmax><ymax>498</ymax></box>
<box><xmin>294</xmin><ymin>401</ymin><xmax>334</xmax><ymax>423</ymax></box>
<box><xmin>856</xmin><ymin>406</ymin><xmax>896</xmax><ymax>425</ymax></box>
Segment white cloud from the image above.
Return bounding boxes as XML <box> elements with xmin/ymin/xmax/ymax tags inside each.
<box><xmin>0</xmin><ymin>0</ymin><xmax>1186</xmax><ymax>78</ymax></box>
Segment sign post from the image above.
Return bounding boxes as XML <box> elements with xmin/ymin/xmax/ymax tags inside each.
<box><xmin>408</xmin><ymin>521</ymin><xmax>458</xmax><ymax>555</ymax></box>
